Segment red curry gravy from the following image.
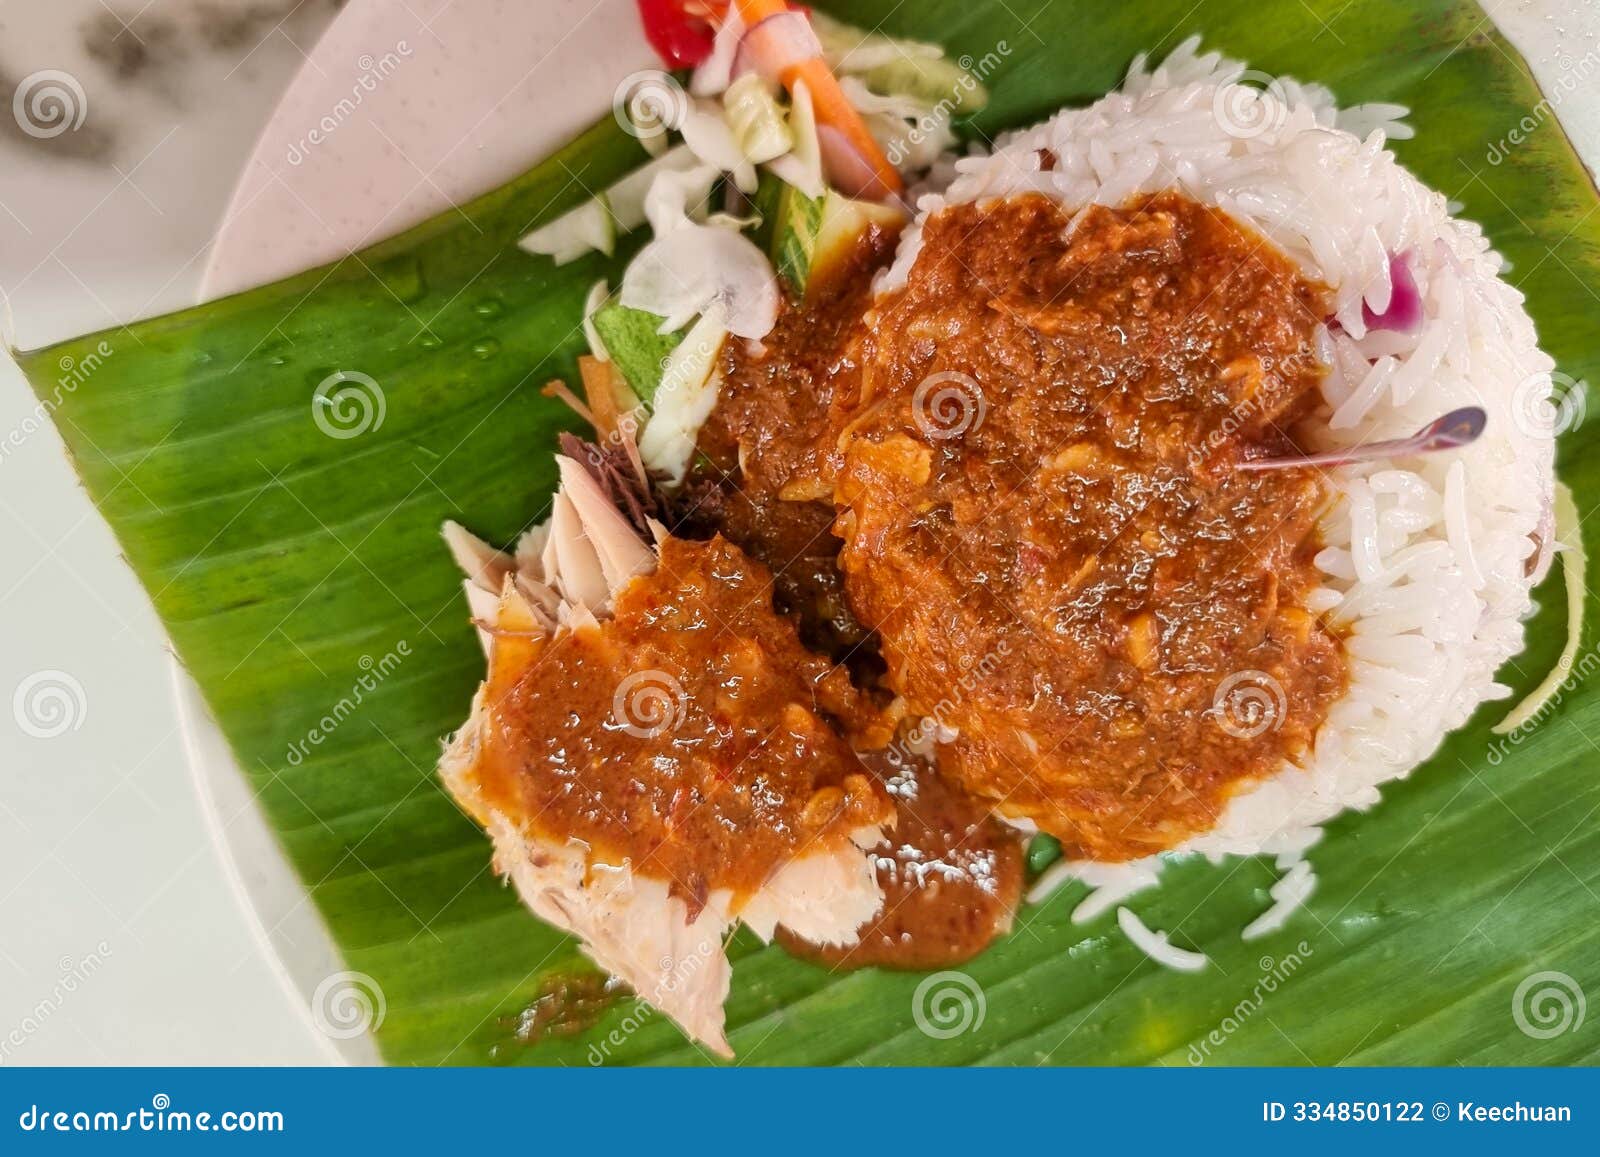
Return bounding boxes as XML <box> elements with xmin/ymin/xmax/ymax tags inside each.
<box><xmin>505</xmin><ymin>189</ymin><xmax>1345</xmax><ymax>977</ymax></box>
<box><xmin>835</xmin><ymin>192</ymin><xmax>1346</xmax><ymax>860</ymax></box>
<box><xmin>693</xmin><ymin>226</ymin><xmax>1030</xmax><ymax>966</ymax></box>
<box><xmin>472</xmin><ymin>534</ymin><xmax>892</xmax><ymax>907</ymax></box>
<box><xmin>779</xmin><ymin>750</ymin><xmax>1024</xmax><ymax>968</ymax></box>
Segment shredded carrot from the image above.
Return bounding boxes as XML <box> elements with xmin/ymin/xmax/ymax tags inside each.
<box><xmin>576</xmin><ymin>357</ymin><xmax>651</xmax><ymax>487</ymax></box>
<box><xmin>578</xmin><ymin>356</ymin><xmax>622</xmax><ymax>442</ymax></box>
<box><xmin>731</xmin><ymin>0</ymin><xmax>903</xmax><ymax>197</ymax></box>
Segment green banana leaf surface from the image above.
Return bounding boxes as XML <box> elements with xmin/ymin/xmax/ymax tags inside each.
<box><xmin>15</xmin><ymin>0</ymin><xmax>1600</xmax><ymax>1065</ymax></box>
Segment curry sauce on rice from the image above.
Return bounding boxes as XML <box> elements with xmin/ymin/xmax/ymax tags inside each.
<box><xmin>834</xmin><ymin>192</ymin><xmax>1348</xmax><ymax>860</ymax></box>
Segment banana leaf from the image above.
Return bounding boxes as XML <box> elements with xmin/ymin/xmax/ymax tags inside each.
<box><xmin>15</xmin><ymin>0</ymin><xmax>1600</xmax><ymax>1065</ymax></box>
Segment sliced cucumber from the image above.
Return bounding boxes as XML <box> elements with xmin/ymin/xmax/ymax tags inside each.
<box><xmin>756</xmin><ymin>171</ymin><xmax>905</xmax><ymax>299</ymax></box>
<box><xmin>812</xmin><ymin>192</ymin><xmax>905</xmax><ymax>289</ymax></box>
<box><xmin>590</xmin><ymin>303</ymin><xmax>682</xmax><ymax>404</ymax></box>
<box><xmin>755</xmin><ymin>171</ymin><xmax>826</xmax><ymax>295</ymax></box>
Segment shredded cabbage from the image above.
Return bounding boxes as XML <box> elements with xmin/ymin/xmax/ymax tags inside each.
<box><xmin>517</xmin><ymin>196</ymin><xmax>615</xmax><ymax>265</ymax></box>
<box><xmin>637</xmin><ymin>307</ymin><xmax>727</xmax><ymax>483</ymax></box>
<box><xmin>810</xmin><ymin>11</ymin><xmax>987</xmax><ymax>115</ymax></box>
<box><xmin>582</xmin><ymin>280</ymin><xmax>612</xmax><ymax>363</ymax></box>
<box><xmin>765</xmin><ymin>80</ymin><xmax>825</xmax><ymax>199</ymax></box>
<box><xmin>519</xmin><ymin>149</ymin><xmax>700</xmax><ymax>265</ymax></box>
<box><xmin>810</xmin><ymin>11</ymin><xmax>943</xmax><ymax>73</ymax></box>
<box><xmin>621</xmin><ymin>226</ymin><xmax>778</xmax><ymax>337</ymax></box>
<box><xmin>839</xmin><ymin>76</ymin><xmax>959</xmax><ymax>170</ymax></box>
<box><xmin>724</xmin><ymin>74</ymin><xmax>792</xmax><ymax>165</ymax></box>
<box><xmin>641</xmin><ymin>164</ymin><xmax>721</xmax><ymax>236</ymax></box>
<box><xmin>623</xmin><ymin>163</ymin><xmax>778</xmax><ymax>338</ymax></box>
<box><xmin>678</xmin><ymin>100</ymin><xmax>758</xmax><ymax>193</ymax></box>
<box><xmin>606</xmin><ymin>145</ymin><xmax>699</xmax><ymax>233</ymax></box>
<box><xmin>1494</xmin><ymin>482</ymin><xmax>1585</xmax><ymax>735</ymax></box>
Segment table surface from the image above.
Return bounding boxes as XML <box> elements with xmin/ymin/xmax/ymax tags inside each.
<box><xmin>0</xmin><ymin>0</ymin><xmax>1596</xmax><ymax>1065</ymax></box>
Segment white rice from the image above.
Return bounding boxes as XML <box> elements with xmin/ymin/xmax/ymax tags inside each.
<box><xmin>1241</xmin><ymin>860</ymin><xmax>1318</xmax><ymax>941</ymax></box>
<box><xmin>1028</xmin><ymin>855</ymin><xmax>1161</xmax><ymax>922</ymax></box>
<box><xmin>887</xmin><ymin>38</ymin><xmax>1556</xmax><ymax>922</ymax></box>
<box><xmin>1117</xmin><ymin>907</ymin><xmax>1210</xmax><ymax>972</ymax></box>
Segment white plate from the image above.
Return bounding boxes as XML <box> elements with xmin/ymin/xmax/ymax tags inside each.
<box><xmin>185</xmin><ymin>0</ymin><xmax>652</xmax><ymax>1064</ymax></box>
